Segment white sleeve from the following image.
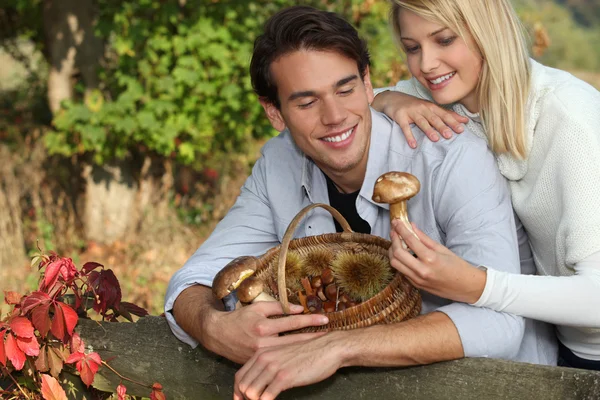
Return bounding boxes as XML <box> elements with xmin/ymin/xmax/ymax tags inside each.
<box><xmin>473</xmin><ymin>251</ymin><xmax>600</xmax><ymax>328</ymax></box>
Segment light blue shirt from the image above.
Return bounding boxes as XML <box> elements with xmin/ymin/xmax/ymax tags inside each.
<box><xmin>165</xmin><ymin>109</ymin><xmax>557</xmax><ymax>365</ymax></box>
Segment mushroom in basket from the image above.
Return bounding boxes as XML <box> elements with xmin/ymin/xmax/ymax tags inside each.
<box><xmin>212</xmin><ymin>256</ymin><xmax>276</xmax><ymax>311</ymax></box>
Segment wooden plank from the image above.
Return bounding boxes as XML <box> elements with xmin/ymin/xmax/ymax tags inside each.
<box><xmin>76</xmin><ymin>316</ymin><xmax>600</xmax><ymax>400</ymax></box>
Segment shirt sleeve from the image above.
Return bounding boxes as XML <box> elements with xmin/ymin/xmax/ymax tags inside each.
<box><xmin>430</xmin><ymin>137</ymin><xmax>526</xmax><ymax>359</ymax></box>
<box><xmin>373</xmin><ymin>78</ymin><xmax>431</xmax><ymax>100</ymax></box>
<box><xmin>164</xmin><ymin>155</ymin><xmax>281</xmax><ymax>347</ymax></box>
<box><xmin>474</xmin><ymin>253</ymin><xmax>600</xmax><ymax>328</ymax></box>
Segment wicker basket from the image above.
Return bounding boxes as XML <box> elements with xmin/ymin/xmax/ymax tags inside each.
<box><xmin>242</xmin><ymin>203</ymin><xmax>421</xmax><ymax>333</ymax></box>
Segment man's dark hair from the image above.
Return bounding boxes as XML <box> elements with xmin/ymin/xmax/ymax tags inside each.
<box><xmin>250</xmin><ymin>6</ymin><xmax>371</xmax><ymax>109</ymax></box>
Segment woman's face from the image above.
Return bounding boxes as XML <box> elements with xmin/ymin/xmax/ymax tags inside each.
<box><xmin>397</xmin><ymin>9</ymin><xmax>483</xmax><ymax>113</ymax></box>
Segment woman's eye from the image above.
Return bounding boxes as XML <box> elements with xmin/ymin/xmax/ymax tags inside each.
<box><xmin>439</xmin><ymin>36</ymin><xmax>457</xmax><ymax>46</ymax></box>
<box><xmin>405</xmin><ymin>45</ymin><xmax>420</xmax><ymax>54</ymax></box>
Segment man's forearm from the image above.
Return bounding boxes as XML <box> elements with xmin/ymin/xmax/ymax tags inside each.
<box><xmin>172</xmin><ymin>284</ymin><xmax>221</xmax><ymax>346</ymax></box>
<box><xmin>338</xmin><ymin>311</ymin><xmax>464</xmax><ymax>368</ymax></box>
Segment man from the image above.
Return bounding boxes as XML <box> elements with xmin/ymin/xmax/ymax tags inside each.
<box><xmin>165</xmin><ymin>5</ymin><xmax>556</xmax><ymax>400</ymax></box>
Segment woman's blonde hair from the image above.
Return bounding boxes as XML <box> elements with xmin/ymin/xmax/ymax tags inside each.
<box><xmin>390</xmin><ymin>0</ymin><xmax>531</xmax><ymax>159</ymax></box>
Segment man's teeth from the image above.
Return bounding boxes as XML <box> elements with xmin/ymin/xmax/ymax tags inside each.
<box><xmin>430</xmin><ymin>72</ymin><xmax>455</xmax><ymax>85</ymax></box>
<box><xmin>323</xmin><ymin>128</ymin><xmax>353</xmax><ymax>143</ymax></box>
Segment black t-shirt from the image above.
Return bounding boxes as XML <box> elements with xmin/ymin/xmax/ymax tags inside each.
<box><xmin>325</xmin><ymin>174</ymin><xmax>371</xmax><ymax>234</ymax></box>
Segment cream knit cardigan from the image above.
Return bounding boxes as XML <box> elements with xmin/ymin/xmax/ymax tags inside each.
<box><xmin>380</xmin><ymin>60</ymin><xmax>600</xmax><ymax>360</ymax></box>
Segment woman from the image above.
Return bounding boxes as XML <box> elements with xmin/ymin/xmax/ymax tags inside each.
<box><xmin>374</xmin><ymin>0</ymin><xmax>600</xmax><ymax>370</ymax></box>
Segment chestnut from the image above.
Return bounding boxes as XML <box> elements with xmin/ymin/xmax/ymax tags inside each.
<box><xmin>325</xmin><ymin>284</ymin><xmax>338</xmax><ymax>302</ymax></box>
<box><xmin>323</xmin><ymin>301</ymin><xmax>336</xmax><ymax>313</ymax></box>
<box><xmin>306</xmin><ymin>295</ymin><xmax>323</xmax><ymax>313</ymax></box>
<box><xmin>338</xmin><ymin>293</ymin><xmax>351</xmax><ymax>304</ymax></box>
<box><xmin>336</xmin><ymin>302</ymin><xmax>347</xmax><ymax>312</ymax></box>
<box><xmin>311</xmin><ymin>276</ymin><xmax>323</xmax><ymax>289</ymax></box>
<box><xmin>317</xmin><ymin>286</ymin><xmax>328</xmax><ymax>302</ymax></box>
<box><xmin>321</xmin><ymin>268</ymin><xmax>334</xmax><ymax>285</ymax></box>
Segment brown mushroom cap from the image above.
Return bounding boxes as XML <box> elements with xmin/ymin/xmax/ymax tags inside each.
<box><xmin>212</xmin><ymin>256</ymin><xmax>258</xmax><ymax>300</ymax></box>
<box><xmin>372</xmin><ymin>172</ymin><xmax>420</xmax><ymax>204</ymax></box>
<box><xmin>236</xmin><ymin>276</ymin><xmax>265</xmax><ymax>303</ymax></box>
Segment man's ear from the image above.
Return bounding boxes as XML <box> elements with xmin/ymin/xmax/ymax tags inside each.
<box><xmin>259</xmin><ymin>98</ymin><xmax>286</xmax><ymax>132</ymax></box>
<box><xmin>363</xmin><ymin>66</ymin><xmax>375</xmax><ymax>105</ymax></box>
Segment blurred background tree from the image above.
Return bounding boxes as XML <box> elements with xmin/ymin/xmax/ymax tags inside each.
<box><xmin>0</xmin><ymin>0</ymin><xmax>599</xmax><ymax>314</ymax></box>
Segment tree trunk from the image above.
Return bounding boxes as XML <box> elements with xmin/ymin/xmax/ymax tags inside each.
<box><xmin>83</xmin><ymin>157</ymin><xmax>172</xmax><ymax>244</ymax></box>
<box><xmin>0</xmin><ymin>146</ymin><xmax>26</xmax><ymax>269</ymax></box>
<box><xmin>43</xmin><ymin>0</ymin><xmax>101</xmax><ymax>114</ymax></box>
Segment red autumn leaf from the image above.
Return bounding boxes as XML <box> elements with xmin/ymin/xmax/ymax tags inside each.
<box><xmin>32</xmin><ymin>303</ymin><xmax>52</xmax><ymax>338</ymax></box>
<box><xmin>117</xmin><ymin>384</ymin><xmax>127</xmax><ymax>400</ymax></box>
<box><xmin>40</xmin><ymin>373</ymin><xmax>68</xmax><ymax>400</ymax></box>
<box><xmin>119</xmin><ymin>302</ymin><xmax>149</xmax><ymax>318</ymax></box>
<box><xmin>82</xmin><ymin>261</ymin><xmax>103</xmax><ymax>274</ymax></box>
<box><xmin>50</xmin><ymin>304</ymin><xmax>65</xmax><ymax>341</ymax></box>
<box><xmin>4</xmin><ymin>291</ymin><xmax>22</xmax><ymax>305</ymax></box>
<box><xmin>150</xmin><ymin>383</ymin><xmax>166</xmax><ymax>400</ymax></box>
<box><xmin>43</xmin><ymin>257</ymin><xmax>78</xmax><ymax>290</ymax></box>
<box><xmin>50</xmin><ymin>302</ymin><xmax>78</xmax><ymax>341</ymax></box>
<box><xmin>0</xmin><ymin>329</ymin><xmax>6</xmax><ymax>367</ymax></box>
<box><xmin>67</xmin><ymin>351</ymin><xmax>101</xmax><ymax>387</ymax></box>
<box><xmin>10</xmin><ymin>316</ymin><xmax>34</xmax><ymax>338</ymax></box>
<box><xmin>88</xmin><ymin>269</ymin><xmax>122</xmax><ymax>315</ymax></box>
<box><xmin>70</xmin><ymin>332</ymin><xmax>85</xmax><ymax>354</ymax></box>
<box><xmin>5</xmin><ymin>333</ymin><xmax>26</xmax><ymax>370</ymax></box>
<box><xmin>21</xmin><ymin>291</ymin><xmax>52</xmax><ymax>314</ymax></box>
<box><xmin>16</xmin><ymin>335</ymin><xmax>40</xmax><ymax>357</ymax></box>
<box><xmin>35</xmin><ymin>345</ymin><xmax>49</xmax><ymax>372</ymax></box>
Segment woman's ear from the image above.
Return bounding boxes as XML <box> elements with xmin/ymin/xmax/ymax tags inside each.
<box><xmin>259</xmin><ymin>98</ymin><xmax>286</xmax><ymax>132</ymax></box>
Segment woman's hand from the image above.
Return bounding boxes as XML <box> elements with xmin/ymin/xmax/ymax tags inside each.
<box><xmin>389</xmin><ymin>220</ymin><xmax>486</xmax><ymax>304</ymax></box>
<box><xmin>371</xmin><ymin>91</ymin><xmax>468</xmax><ymax>148</ymax></box>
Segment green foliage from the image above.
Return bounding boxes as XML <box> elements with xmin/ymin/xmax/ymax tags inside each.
<box><xmin>44</xmin><ymin>0</ymin><xmax>403</xmax><ymax>167</ymax></box>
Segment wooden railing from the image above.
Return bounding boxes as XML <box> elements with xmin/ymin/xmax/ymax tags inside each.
<box><xmin>76</xmin><ymin>316</ymin><xmax>600</xmax><ymax>400</ymax></box>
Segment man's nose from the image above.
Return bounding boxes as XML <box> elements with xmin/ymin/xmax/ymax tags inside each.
<box><xmin>321</xmin><ymin>98</ymin><xmax>347</xmax><ymax>126</ymax></box>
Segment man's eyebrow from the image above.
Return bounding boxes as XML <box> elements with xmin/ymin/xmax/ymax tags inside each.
<box><xmin>401</xmin><ymin>27</ymin><xmax>448</xmax><ymax>41</ymax></box>
<box><xmin>287</xmin><ymin>75</ymin><xmax>359</xmax><ymax>102</ymax></box>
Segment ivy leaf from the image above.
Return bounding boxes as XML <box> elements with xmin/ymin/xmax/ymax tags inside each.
<box><xmin>47</xmin><ymin>345</ymin><xmax>64</xmax><ymax>378</ymax></box>
<box><xmin>5</xmin><ymin>333</ymin><xmax>26</xmax><ymax>370</ymax></box>
<box><xmin>82</xmin><ymin>262</ymin><xmax>103</xmax><ymax>274</ymax></box>
<box><xmin>150</xmin><ymin>382</ymin><xmax>166</xmax><ymax>400</ymax></box>
<box><xmin>40</xmin><ymin>373</ymin><xmax>68</xmax><ymax>400</ymax></box>
<box><xmin>70</xmin><ymin>332</ymin><xmax>85</xmax><ymax>354</ymax></box>
<box><xmin>32</xmin><ymin>303</ymin><xmax>52</xmax><ymax>338</ymax></box>
<box><xmin>88</xmin><ymin>269</ymin><xmax>122</xmax><ymax>315</ymax></box>
<box><xmin>67</xmin><ymin>351</ymin><xmax>102</xmax><ymax>387</ymax></box>
<box><xmin>0</xmin><ymin>329</ymin><xmax>6</xmax><ymax>367</ymax></box>
<box><xmin>16</xmin><ymin>335</ymin><xmax>40</xmax><ymax>357</ymax></box>
<box><xmin>35</xmin><ymin>345</ymin><xmax>50</xmax><ymax>372</ymax></box>
<box><xmin>51</xmin><ymin>302</ymin><xmax>78</xmax><ymax>341</ymax></box>
<box><xmin>21</xmin><ymin>291</ymin><xmax>52</xmax><ymax>314</ymax></box>
<box><xmin>118</xmin><ymin>302</ymin><xmax>149</xmax><ymax>322</ymax></box>
<box><xmin>10</xmin><ymin>316</ymin><xmax>35</xmax><ymax>338</ymax></box>
<box><xmin>117</xmin><ymin>384</ymin><xmax>127</xmax><ymax>400</ymax></box>
<box><xmin>4</xmin><ymin>291</ymin><xmax>22</xmax><ymax>305</ymax></box>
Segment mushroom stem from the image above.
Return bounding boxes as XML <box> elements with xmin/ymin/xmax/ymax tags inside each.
<box><xmin>389</xmin><ymin>201</ymin><xmax>418</xmax><ymax>238</ymax></box>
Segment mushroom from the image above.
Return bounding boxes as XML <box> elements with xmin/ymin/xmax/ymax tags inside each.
<box><xmin>372</xmin><ymin>171</ymin><xmax>421</xmax><ymax>247</ymax></box>
<box><xmin>236</xmin><ymin>276</ymin><xmax>277</xmax><ymax>303</ymax></box>
<box><xmin>212</xmin><ymin>256</ymin><xmax>259</xmax><ymax>311</ymax></box>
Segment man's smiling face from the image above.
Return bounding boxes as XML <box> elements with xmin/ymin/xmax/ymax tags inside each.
<box><xmin>261</xmin><ymin>49</ymin><xmax>374</xmax><ymax>185</ymax></box>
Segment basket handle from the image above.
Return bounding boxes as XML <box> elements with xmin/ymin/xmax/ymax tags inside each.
<box><xmin>277</xmin><ymin>203</ymin><xmax>353</xmax><ymax>314</ymax></box>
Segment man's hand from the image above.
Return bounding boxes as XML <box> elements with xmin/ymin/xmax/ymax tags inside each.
<box><xmin>205</xmin><ymin>301</ymin><xmax>329</xmax><ymax>364</ymax></box>
<box><xmin>371</xmin><ymin>91</ymin><xmax>468</xmax><ymax>148</ymax></box>
<box><xmin>389</xmin><ymin>220</ymin><xmax>486</xmax><ymax>304</ymax></box>
<box><xmin>172</xmin><ymin>285</ymin><xmax>329</xmax><ymax>364</ymax></box>
<box><xmin>233</xmin><ymin>332</ymin><xmax>346</xmax><ymax>400</ymax></box>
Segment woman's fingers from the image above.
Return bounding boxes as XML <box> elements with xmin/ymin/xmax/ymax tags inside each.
<box><xmin>399</xmin><ymin>121</ymin><xmax>417</xmax><ymax>149</ymax></box>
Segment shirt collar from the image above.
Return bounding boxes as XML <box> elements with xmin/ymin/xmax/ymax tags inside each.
<box><xmin>300</xmin><ymin>108</ymin><xmax>397</xmax><ymax>209</ymax></box>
